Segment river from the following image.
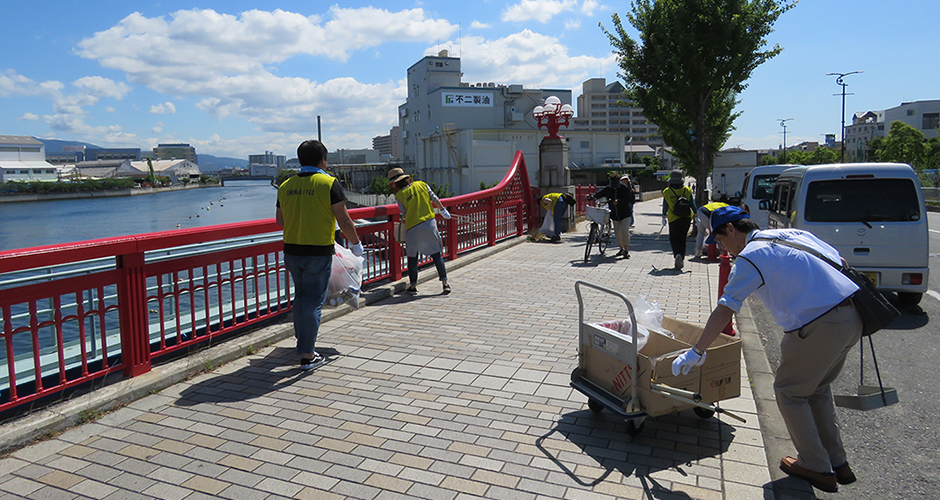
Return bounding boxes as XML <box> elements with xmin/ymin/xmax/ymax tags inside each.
<box><xmin>0</xmin><ymin>179</ymin><xmax>278</xmax><ymax>252</ymax></box>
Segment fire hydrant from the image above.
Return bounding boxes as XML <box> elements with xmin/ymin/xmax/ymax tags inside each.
<box><xmin>717</xmin><ymin>251</ymin><xmax>736</xmax><ymax>335</ymax></box>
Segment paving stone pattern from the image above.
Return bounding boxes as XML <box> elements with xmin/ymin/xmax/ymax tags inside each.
<box><xmin>0</xmin><ymin>200</ymin><xmax>776</xmax><ymax>499</ymax></box>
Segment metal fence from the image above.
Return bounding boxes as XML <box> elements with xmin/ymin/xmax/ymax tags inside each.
<box><xmin>0</xmin><ymin>152</ymin><xmax>535</xmax><ymax>415</ymax></box>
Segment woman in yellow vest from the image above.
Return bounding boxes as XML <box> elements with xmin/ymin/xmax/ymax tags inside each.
<box><xmin>694</xmin><ymin>201</ymin><xmax>730</xmax><ymax>258</ymax></box>
<box><xmin>539</xmin><ymin>192</ymin><xmax>576</xmax><ymax>242</ymax></box>
<box><xmin>388</xmin><ymin>168</ymin><xmax>451</xmax><ymax>295</ymax></box>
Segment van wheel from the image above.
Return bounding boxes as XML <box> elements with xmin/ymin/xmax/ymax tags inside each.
<box><xmin>898</xmin><ymin>292</ymin><xmax>922</xmax><ymax>306</ymax></box>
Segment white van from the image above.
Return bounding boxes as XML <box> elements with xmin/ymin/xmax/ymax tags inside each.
<box><xmin>763</xmin><ymin>163</ymin><xmax>928</xmax><ymax>305</ymax></box>
<box><xmin>739</xmin><ymin>164</ymin><xmax>797</xmax><ymax>228</ymax></box>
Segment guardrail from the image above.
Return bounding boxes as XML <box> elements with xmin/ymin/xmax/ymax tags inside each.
<box><xmin>0</xmin><ymin>151</ymin><xmax>534</xmax><ymax>415</ymax></box>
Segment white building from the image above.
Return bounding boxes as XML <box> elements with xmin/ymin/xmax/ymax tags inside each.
<box><xmin>0</xmin><ymin>135</ymin><xmax>59</xmax><ymax>183</ymax></box>
<box><xmin>397</xmin><ymin>51</ymin><xmax>625</xmax><ymax>194</ymax></box>
<box><xmin>572</xmin><ymin>78</ymin><xmax>663</xmax><ymax>149</ymax></box>
<box><xmin>116</xmin><ymin>159</ymin><xmax>200</xmax><ymax>183</ymax></box>
<box><xmin>845</xmin><ymin>99</ymin><xmax>940</xmax><ymax>162</ymax></box>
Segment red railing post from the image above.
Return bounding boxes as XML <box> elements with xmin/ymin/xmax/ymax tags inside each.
<box><xmin>718</xmin><ymin>252</ymin><xmax>736</xmax><ymax>336</ymax></box>
<box><xmin>444</xmin><ymin>212</ymin><xmax>459</xmax><ymax>259</ymax></box>
<box><xmin>486</xmin><ymin>197</ymin><xmax>497</xmax><ymax>246</ymax></box>
<box><xmin>116</xmin><ymin>252</ymin><xmax>152</xmax><ymax>376</ymax></box>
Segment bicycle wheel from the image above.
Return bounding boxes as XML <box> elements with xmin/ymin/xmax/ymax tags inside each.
<box><xmin>597</xmin><ymin>221</ymin><xmax>612</xmax><ymax>254</ymax></box>
<box><xmin>584</xmin><ymin>223</ymin><xmax>597</xmax><ymax>262</ymax></box>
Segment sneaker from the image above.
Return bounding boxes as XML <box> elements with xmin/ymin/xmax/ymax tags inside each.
<box><xmin>550</xmin><ymin>235</ymin><xmax>561</xmax><ymax>242</ymax></box>
<box><xmin>674</xmin><ymin>254</ymin><xmax>684</xmax><ymax>270</ymax></box>
<box><xmin>405</xmin><ymin>284</ymin><xmax>418</xmax><ymax>295</ymax></box>
<box><xmin>300</xmin><ymin>353</ymin><xmax>325</xmax><ymax>370</ymax></box>
<box><xmin>442</xmin><ymin>282</ymin><xmax>451</xmax><ymax>295</ymax></box>
<box><xmin>780</xmin><ymin>456</ymin><xmax>837</xmax><ymax>492</ymax></box>
<box><xmin>624</xmin><ymin>252</ymin><xmax>630</xmax><ymax>259</ymax></box>
<box><xmin>614</xmin><ymin>249</ymin><xmax>624</xmax><ymax>257</ymax></box>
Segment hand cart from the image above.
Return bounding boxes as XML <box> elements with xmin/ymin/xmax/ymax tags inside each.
<box><xmin>570</xmin><ymin>281</ymin><xmax>745</xmax><ymax>435</ymax></box>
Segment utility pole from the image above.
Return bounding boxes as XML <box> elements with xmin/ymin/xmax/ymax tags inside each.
<box><xmin>777</xmin><ymin>118</ymin><xmax>793</xmax><ymax>163</ymax></box>
<box><xmin>826</xmin><ymin>71</ymin><xmax>862</xmax><ymax>162</ymax></box>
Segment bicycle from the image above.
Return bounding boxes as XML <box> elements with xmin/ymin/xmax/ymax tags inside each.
<box><xmin>584</xmin><ymin>197</ymin><xmax>613</xmax><ymax>262</ymax></box>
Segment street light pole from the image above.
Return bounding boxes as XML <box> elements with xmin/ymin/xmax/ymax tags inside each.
<box><xmin>826</xmin><ymin>71</ymin><xmax>862</xmax><ymax>162</ymax></box>
<box><xmin>777</xmin><ymin>118</ymin><xmax>793</xmax><ymax>163</ymax></box>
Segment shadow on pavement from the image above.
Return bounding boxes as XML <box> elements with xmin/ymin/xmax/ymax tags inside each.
<box><xmin>174</xmin><ymin>345</ymin><xmax>342</xmax><ymax>406</ymax></box>
<box><xmin>535</xmin><ymin>408</ymin><xmax>738</xmax><ymax>498</ymax></box>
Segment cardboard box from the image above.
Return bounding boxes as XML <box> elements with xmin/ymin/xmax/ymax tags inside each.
<box><xmin>579</xmin><ymin>316</ymin><xmax>741</xmax><ymax>417</ymax></box>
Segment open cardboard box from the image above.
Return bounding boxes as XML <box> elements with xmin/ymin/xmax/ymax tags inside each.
<box><xmin>580</xmin><ymin>316</ymin><xmax>741</xmax><ymax>417</ymax></box>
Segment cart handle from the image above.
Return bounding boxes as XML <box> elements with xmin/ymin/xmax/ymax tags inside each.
<box><xmin>574</xmin><ymin>280</ymin><xmax>641</xmax><ymax>409</ymax></box>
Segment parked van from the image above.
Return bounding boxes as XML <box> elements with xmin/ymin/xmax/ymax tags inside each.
<box><xmin>762</xmin><ymin>163</ymin><xmax>928</xmax><ymax>304</ymax></box>
<box><xmin>739</xmin><ymin>164</ymin><xmax>796</xmax><ymax>228</ymax></box>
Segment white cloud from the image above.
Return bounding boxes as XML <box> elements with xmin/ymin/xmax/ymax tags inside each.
<box><xmin>0</xmin><ymin>70</ymin><xmax>62</xmax><ymax>98</ymax></box>
<box><xmin>73</xmin><ymin>7</ymin><xmax>451</xmax><ymax>147</ymax></box>
<box><xmin>433</xmin><ymin>31</ymin><xmax>616</xmax><ymax>89</ymax></box>
<box><xmin>150</xmin><ymin>102</ymin><xmax>176</xmax><ymax>114</ymax></box>
<box><xmin>470</xmin><ymin>20</ymin><xmax>490</xmax><ymax>29</ymax></box>
<box><xmin>19</xmin><ymin>113</ymin><xmax>39</xmax><ymax>121</ymax></box>
<box><xmin>581</xmin><ymin>0</ymin><xmax>599</xmax><ymax>16</ymax></box>
<box><xmin>152</xmin><ymin>122</ymin><xmax>162</xmax><ymax>133</ymax></box>
<box><xmin>72</xmin><ymin>76</ymin><xmax>130</xmax><ymax>100</ymax></box>
<box><xmin>501</xmin><ymin>0</ymin><xmax>579</xmax><ymax>23</ymax></box>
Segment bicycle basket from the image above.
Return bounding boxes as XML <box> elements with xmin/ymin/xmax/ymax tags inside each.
<box><xmin>586</xmin><ymin>205</ymin><xmax>610</xmax><ymax>225</ymax></box>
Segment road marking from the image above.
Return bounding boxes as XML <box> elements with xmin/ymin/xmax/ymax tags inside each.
<box><xmin>930</xmin><ymin>229</ymin><xmax>940</xmax><ymax>235</ymax></box>
<box><xmin>927</xmin><ymin>290</ymin><xmax>940</xmax><ymax>302</ymax></box>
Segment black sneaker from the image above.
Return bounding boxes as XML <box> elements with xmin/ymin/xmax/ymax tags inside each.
<box><xmin>405</xmin><ymin>285</ymin><xmax>418</xmax><ymax>295</ymax></box>
<box><xmin>300</xmin><ymin>353</ymin><xmax>325</xmax><ymax>370</ymax></box>
<box><xmin>442</xmin><ymin>283</ymin><xmax>451</xmax><ymax>295</ymax></box>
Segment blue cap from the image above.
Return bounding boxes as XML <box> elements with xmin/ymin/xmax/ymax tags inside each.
<box><xmin>705</xmin><ymin>206</ymin><xmax>749</xmax><ymax>245</ymax></box>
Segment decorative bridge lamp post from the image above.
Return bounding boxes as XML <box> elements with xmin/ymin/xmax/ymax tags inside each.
<box><xmin>533</xmin><ymin>96</ymin><xmax>575</xmax><ymax>233</ymax></box>
<box><xmin>533</xmin><ymin>96</ymin><xmax>574</xmax><ymax>139</ymax></box>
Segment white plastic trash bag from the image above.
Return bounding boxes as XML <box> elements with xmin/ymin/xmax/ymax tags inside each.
<box><xmin>634</xmin><ymin>295</ymin><xmax>674</xmax><ymax>338</ymax></box>
<box><xmin>539</xmin><ymin>214</ymin><xmax>555</xmax><ymax>235</ymax></box>
<box><xmin>326</xmin><ymin>244</ymin><xmax>365</xmax><ymax>309</ymax></box>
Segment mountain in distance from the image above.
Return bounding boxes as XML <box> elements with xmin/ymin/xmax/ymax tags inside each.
<box><xmin>33</xmin><ymin>138</ymin><xmax>247</xmax><ymax>172</ymax></box>
<box><xmin>197</xmin><ymin>154</ymin><xmax>248</xmax><ymax>172</ymax></box>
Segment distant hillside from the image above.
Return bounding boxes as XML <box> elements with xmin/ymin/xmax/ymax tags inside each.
<box><xmin>197</xmin><ymin>154</ymin><xmax>248</xmax><ymax>172</ymax></box>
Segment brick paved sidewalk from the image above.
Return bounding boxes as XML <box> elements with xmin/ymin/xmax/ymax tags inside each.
<box><xmin>0</xmin><ymin>199</ymin><xmax>779</xmax><ymax>499</ymax></box>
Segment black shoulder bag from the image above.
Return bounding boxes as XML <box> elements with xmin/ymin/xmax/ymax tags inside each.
<box><xmin>752</xmin><ymin>236</ymin><xmax>900</xmax><ymax>336</ymax></box>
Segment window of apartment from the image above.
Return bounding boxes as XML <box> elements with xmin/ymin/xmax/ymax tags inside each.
<box><xmin>580</xmin><ymin>141</ymin><xmax>590</xmax><ymax>149</ymax></box>
<box><xmin>591</xmin><ymin>95</ymin><xmax>605</xmax><ymax>101</ymax></box>
<box><xmin>923</xmin><ymin>112</ymin><xmax>939</xmax><ymax>130</ymax></box>
<box><xmin>907</xmin><ymin>109</ymin><xmax>916</xmax><ymax>116</ymax></box>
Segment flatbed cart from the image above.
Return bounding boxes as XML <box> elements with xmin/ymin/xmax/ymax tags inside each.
<box><xmin>570</xmin><ymin>281</ymin><xmax>745</xmax><ymax>435</ymax></box>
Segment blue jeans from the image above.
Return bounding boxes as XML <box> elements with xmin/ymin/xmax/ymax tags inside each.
<box><xmin>546</xmin><ymin>203</ymin><xmax>568</xmax><ymax>237</ymax></box>
<box><xmin>284</xmin><ymin>253</ymin><xmax>332</xmax><ymax>355</ymax></box>
<box><xmin>408</xmin><ymin>252</ymin><xmax>447</xmax><ymax>285</ymax></box>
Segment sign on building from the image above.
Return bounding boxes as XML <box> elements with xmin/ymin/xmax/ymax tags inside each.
<box><xmin>442</xmin><ymin>92</ymin><xmax>493</xmax><ymax>107</ymax></box>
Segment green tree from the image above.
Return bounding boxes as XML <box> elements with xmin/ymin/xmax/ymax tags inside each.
<box><xmin>274</xmin><ymin>169</ymin><xmax>297</xmax><ymax>187</ymax></box>
<box><xmin>369</xmin><ymin>175</ymin><xmax>394</xmax><ymax>195</ymax></box>
<box><xmin>876</xmin><ymin>121</ymin><xmax>929</xmax><ymax>170</ymax></box>
<box><xmin>808</xmin><ymin>146</ymin><xmax>838</xmax><ymax>165</ymax></box>
<box><xmin>602</xmin><ymin>0</ymin><xmax>794</xmax><ymax>204</ymax></box>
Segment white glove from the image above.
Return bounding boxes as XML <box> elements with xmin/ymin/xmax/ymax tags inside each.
<box><xmin>441</xmin><ymin>208</ymin><xmax>452</xmax><ymax>220</ymax></box>
<box><xmin>671</xmin><ymin>348</ymin><xmax>706</xmax><ymax>376</ymax></box>
<box><xmin>350</xmin><ymin>242</ymin><xmax>364</xmax><ymax>257</ymax></box>
<box><xmin>661</xmin><ymin>217</ymin><xmax>667</xmax><ymax>226</ymax></box>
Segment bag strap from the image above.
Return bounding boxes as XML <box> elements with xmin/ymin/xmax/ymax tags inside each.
<box><xmin>750</xmin><ymin>236</ymin><xmax>844</xmax><ymax>271</ymax></box>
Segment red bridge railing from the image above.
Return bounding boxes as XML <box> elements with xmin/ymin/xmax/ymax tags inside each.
<box><xmin>0</xmin><ymin>152</ymin><xmax>534</xmax><ymax>415</ymax></box>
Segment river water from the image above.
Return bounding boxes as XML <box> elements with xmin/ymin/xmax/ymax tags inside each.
<box><xmin>0</xmin><ymin>179</ymin><xmax>278</xmax><ymax>252</ymax></box>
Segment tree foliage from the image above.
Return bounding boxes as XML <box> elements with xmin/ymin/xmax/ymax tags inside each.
<box><xmin>874</xmin><ymin>121</ymin><xmax>930</xmax><ymax>170</ymax></box>
<box><xmin>602</xmin><ymin>0</ymin><xmax>794</xmax><ymax>204</ymax></box>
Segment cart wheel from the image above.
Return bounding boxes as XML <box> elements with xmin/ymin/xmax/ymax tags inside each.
<box><xmin>626</xmin><ymin>419</ymin><xmax>645</xmax><ymax>436</ymax></box>
<box><xmin>570</xmin><ymin>367</ymin><xmax>583</xmax><ymax>382</ymax></box>
<box><xmin>693</xmin><ymin>407</ymin><xmax>715</xmax><ymax>419</ymax></box>
<box><xmin>587</xmin><ymin>399</ymin><xmax>604</xmax><ymax>413</ymax></box>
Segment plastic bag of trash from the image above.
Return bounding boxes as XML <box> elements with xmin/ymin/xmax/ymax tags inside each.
<box><xmin>634</xmin><ymin>295</ymin><xmax>674</xmax><ymax>338</ymax></box>
<box><xmin>326</xmin><ymin>244</ymin><xmax>365</xmax><ymax>309</ymax></box>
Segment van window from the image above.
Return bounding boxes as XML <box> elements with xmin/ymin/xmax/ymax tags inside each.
<box><xmin>805</xmin><ymin>179</ymin><xmax>921</xmax><ymax>223</ymax></box>
<box><xmin>751</xmin><ymin>174</ymin><xmax>779</xmax><ymax>200</ymax></box>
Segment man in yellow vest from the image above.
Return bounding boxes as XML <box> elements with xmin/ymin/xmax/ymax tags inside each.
<box><xmin>277</xmin><ymin>140</ymin><xmax>363</xmax><ymax>370</ymax></box>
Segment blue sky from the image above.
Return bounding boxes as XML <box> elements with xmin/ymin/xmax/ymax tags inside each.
<box><xmin>1</xmin><ymin>1</ymin><xmax>937</xmax><ymax>160</ymax></box>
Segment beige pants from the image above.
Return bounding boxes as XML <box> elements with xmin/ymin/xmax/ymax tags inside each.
<box><xmin>614</xmin><ymin>218</ymin><xmax>631</xmax><ymax>250</ymax></box>
<box><xmin>774</xmin><ymin>301</ymin><xmax>862</xmax><ymax>473</ymax></box>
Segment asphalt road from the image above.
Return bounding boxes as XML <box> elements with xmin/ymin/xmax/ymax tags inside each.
<box><xmin>748</xmin><ymin>211</ymin><xmax>940</xmax><ymax>500</ymax></box>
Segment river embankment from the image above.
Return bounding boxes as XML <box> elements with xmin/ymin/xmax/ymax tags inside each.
<box><xmin>0</xmin><ymin>182</ymin><xmax>222</xmax><ymax>204</ymax></box>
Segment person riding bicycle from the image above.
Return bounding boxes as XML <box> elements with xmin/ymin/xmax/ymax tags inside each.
<box><xmin>589</xmin><ymin>173</ymin><xmax>635</xmax><ymax>258</ymax></box>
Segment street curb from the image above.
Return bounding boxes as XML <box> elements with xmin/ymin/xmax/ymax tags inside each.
<box><xmin>736</xmin><ymin>303</ymin><xmax>814</xmax><ymax>497</ymax></box>
<box><xmin>0</xmin><ymin>235</ymin><xmax>529</xmax><ymax>454</ymax></box>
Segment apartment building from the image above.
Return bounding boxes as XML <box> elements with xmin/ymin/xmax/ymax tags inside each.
<box><xmin>571</xmin><ymin>78</ymin><xmax>663</xmax><ymax>150</ymax></box>
<box><xmin>845</xmin><ymin>99</ymin><xmax>939</xmax><ymax>162</ymax></box>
